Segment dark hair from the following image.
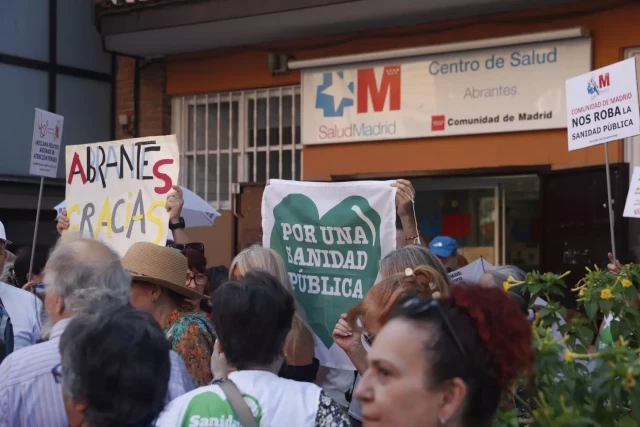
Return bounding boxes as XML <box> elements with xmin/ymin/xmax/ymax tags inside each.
<box><xmin>59</xmin><ymin>305</ymin><xmax>170</xmax><ymax>427</ymax></box>
<box><xmin>208</xmin><ymin>265</ymin><xmax>229</xmax><ymax>295</ymax></box>
<box><xmin>391</xmin><ymin>285</ymin><xmax>533</xmax><ymax>427</ymax></box>
<box><xmin>184</xmin><ymin>249</ymin><xmax>212</xmax><ymax>313</ymax></box>
<box><xmin>13</xmin><ymin>246</ymin><xmax>48</xmax><ymax>286</ymax></box>
<box><xmin>212</xmin><ymin>270</ymin><xmax>295</xmax><ymax>370</ymax></box>
<box><xmin>185</xmin><ymin>248</ymin><xmax>207</xmax><ymax>275</ymax></box>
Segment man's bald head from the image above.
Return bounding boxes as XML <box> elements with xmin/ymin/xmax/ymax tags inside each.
<box><xmin>45</xmin><ymin>238</ymin><xmax>131</xmax><ymax>316</ymax></box>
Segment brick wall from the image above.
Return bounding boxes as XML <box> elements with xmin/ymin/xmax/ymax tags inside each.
<box><xmin>115</xmin><ymin>56</ymin><xmax>135</xmax><ymax>140</ymax></box>
<box><xmin>115</xmin><ymin>56</ymin><xmax>170</xmax><ymax>140</ymax></box>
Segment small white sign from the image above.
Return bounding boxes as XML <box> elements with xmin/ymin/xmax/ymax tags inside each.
<box><xmin>566</xmin><ymin>57</ymin><xmax>640</xmax><ymax>151</ymax></box>
<box><xmin>30</xmin><ymin>108</ymin><xmax>64</xmax><ymax>178</ymax></box>
<box><xmin>623</xmin><ymin>166</ymin><xmax>640</xmax><ymax>218</ymax></box>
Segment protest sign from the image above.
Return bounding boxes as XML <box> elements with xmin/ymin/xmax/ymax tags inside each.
<box><xmin>262</xmin><ymin>179</ymin><xmax>397</xmax><ymax>369</ymax></box>
<box><xmin>624</xmin><ymin>167</ymin><xmax>640</xmax><ymax>218</ymax></box>
<box><xmin>448</xmin><ymin>257</ymin><xmax>493</xmax><ymax>285</ymax></box>
<box><xmin>566</xmin><ymin>57</ymin><xmax>640</xmax><ymax>151</ymax></box>
<box><xmin>65</xmin><ymin>135</ymin><xmax>179</xmax><ymax>256</ymax></box>
<box><xmin>30</xmin><ymin>108</ymin><xmax>64</xmax><ymax>178</ymax></box>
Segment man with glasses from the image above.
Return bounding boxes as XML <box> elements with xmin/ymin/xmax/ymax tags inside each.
<box><xmin>0</xmin><ymin>221</ymin><xmax>42</xmax><ymax>351</ymax></box>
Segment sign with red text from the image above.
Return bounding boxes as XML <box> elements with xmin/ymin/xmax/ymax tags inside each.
<box><xmin>30</xmin><ymin>109</ymin><xmax>64</xmax><ymax>178</ymax></box>
<box><xmin>65</xmin><ymin>135</ymin><xmax>179</xmax><ymax>256</ymax></box>
<box><xmin>301</xmin><ymin>38</ymin><xmax>591</xmax><ymax>144</ymax></box>
<box><xmin>566</xmin><ymin>57</ymin><xmax>640</xmax><ymax>150</ymax></box>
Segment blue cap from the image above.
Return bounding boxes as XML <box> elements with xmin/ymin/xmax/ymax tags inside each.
<box><xmin>428</xmin><ymin>236</ymin><xmax>458</xmax><ymax>258</ymax></box>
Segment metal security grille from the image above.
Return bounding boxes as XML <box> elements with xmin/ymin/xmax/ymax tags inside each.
<box><xmin>171</xmin><ymin>86</ymin><xmax>302</xmax><ymax>210</ymax></box>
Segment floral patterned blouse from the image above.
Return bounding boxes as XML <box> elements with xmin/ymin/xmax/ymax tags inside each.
<box><xmin>163</xmin><ymin>308</ymin><xmax>215</xmax><ymax>387</ymax></box>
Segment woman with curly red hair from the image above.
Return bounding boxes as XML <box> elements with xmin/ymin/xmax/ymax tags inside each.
<box><xmin>354</xmin><ymin>285</ymin><xmax>533</xmax><ymax>427</ymax></box>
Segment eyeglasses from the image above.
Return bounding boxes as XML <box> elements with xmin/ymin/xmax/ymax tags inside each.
<box><xmin>187</xmin><ymin>273</ymin><xmax>208</xmax><ymax>288</ymax></box>
<box><xmin>363</xmin><ymin>331</ymin><xmax>377</xmax><ymax>347</ymax></box>
<box><xmin>167</xmin><ymin>242</ymin><xmax>205</xmax><ymax>255</ymax></box>
<box><xmin>357</xmin><ymin>317</ymin><xmax>377</xmax><ymax>347</ymax></box>
<box><xmin>398</xmin><ymin>296</ymin><xmax>466</xmax><ymax>357</ymax></box>
<box><xmin>51</xmin><ymin>364</ymin><xmax>63</xmax><ymax>384</ymax></box>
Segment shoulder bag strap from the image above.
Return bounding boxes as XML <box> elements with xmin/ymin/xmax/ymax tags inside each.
<box><xmin>217</xmin><ymin>378</ymin><xmax>259</xmax><ymax>427</ymax></box>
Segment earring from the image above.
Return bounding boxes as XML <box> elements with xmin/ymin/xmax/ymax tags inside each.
<box><xmin>440</xmin><ymin>417</ymin><xmax>448</xmax><ymax>426</ymax></box>
<box><xmin>152</xmin><ymin>297</ymin><xmax>156</xmax><ymax>303</ymax></box>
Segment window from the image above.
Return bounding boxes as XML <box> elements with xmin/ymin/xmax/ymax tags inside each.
<box><xmin>172</xmin><ymin>86</ymin><xmax>302</xmax><ymax>210</ymax></box>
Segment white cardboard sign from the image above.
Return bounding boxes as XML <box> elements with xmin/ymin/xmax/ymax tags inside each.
<box><xmin>30</xmin><ymin>108</ymin><xmax>64</xmax><ymax>178</ymax></box>
<box><xmin>65</xmin><ymin>135</ymin><xmax>180</xmax><ymax>256</ymax></box>
<box><xmin>566</xmin><ymin>57</ymin><xmax>640</xmax><ymax>151</ymax></box>
<box><xmin>624</xmin><ymin>166</ymin><xmax>640</xmax><ymax>218</ymax></box>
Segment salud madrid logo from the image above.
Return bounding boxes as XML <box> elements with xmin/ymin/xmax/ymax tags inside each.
<box><xmin>316</xmin><ymin>72</ymin><xmax>355</xmax><ymax>117</ymax></box>
<box><xmin>314</xmin><ymin>66</ymin><xmax>401</xmax><ymax>140</ymax></box>
<box><xmin>587</xmin><ymin>72</ymin><xmax>611</xmax><ymax>99</ymax></box>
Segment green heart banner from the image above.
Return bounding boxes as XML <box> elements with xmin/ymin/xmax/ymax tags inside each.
<box><xmin>263</xmin><ymin>179</ymin><xmax>397</xmax><ymax>369</ymax></box>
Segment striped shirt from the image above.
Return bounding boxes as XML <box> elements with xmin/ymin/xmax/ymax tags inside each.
<box><xmin>0</xmin><ymin>318</ymin><xmax>195</xmax><ymax>427</ymax></box>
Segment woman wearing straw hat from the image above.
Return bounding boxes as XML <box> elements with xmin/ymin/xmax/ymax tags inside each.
<box><xmin>123</xmin><ymin>242</ymin><xmax>215</xmax><ymax>387</ymax></box>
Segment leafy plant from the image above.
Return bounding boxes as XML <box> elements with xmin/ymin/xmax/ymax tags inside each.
<box><xmin>493</xmin><ymin>264</ymin><xmax>640</xmax><ymax>427</ymax></box>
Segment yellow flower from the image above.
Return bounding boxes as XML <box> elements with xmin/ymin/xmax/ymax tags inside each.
<box><xmin>578</xmin><ymin>289</ymin><xmax>585</xmax><ymax>297</ymax></box>
<box><xmin>600</xmin><ymin>289</ymin><xmax>613</xmax><ymax>300</ymax></box>
<box><xmin>622</xmin><ymin>279</ymin><xmax>633</xmax><ymax>288</ymax></box>
<box><xmin>565</xmin><ymin>349</ymin><xmax>577</xmax><ymax>362</ymax></box>
<box><xmin>503</xmin><ymin>281</ymin><xmax>512</xmax><ymax>292</ymax></box>
<box><xmin>624</xmin><ymin>370</ymin><xmax>636</xmax><ymax>389</ymax></box>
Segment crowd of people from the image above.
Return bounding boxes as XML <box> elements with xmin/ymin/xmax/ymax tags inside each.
<box><xmin>0</xmin><ymin>181</ymin><xmax>538</xmax><ymax>427</ymax></box>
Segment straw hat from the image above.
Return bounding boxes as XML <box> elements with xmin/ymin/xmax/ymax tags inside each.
<box><xmin>122</xmin><ymin>242</ymin><xmax>206</xmax><ymax>300</ymax></box>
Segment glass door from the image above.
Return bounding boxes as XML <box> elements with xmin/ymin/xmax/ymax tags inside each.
<box><xmin>413</xmin><ymin>175</ymin><xmax>540</xmax><ymax>269</ymax></box>
<box><xmin>499</xmin><ymin>177</ymin><xmax>541</xmax><ymax>271</ymax></box>
<box><xmin>413</xmin><ymin>179</ymin><xmax>499</xmax><ymax>265</ymax></box>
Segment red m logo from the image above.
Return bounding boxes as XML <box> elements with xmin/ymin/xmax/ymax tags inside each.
<box><xmin>599</xmin><ymin>73</ymin><xmax>610</xmax><ymax>88</ymax></box>
<box><xmin>356</xmin><ymin>66</ymin><xmax>401</xmax><ymax>114</ymax></box>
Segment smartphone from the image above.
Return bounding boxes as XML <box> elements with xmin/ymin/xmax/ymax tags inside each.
<box><xmin>34</xmin><ymin>284</ymin><xmax>45</xmax><ymax>295</ymax></box>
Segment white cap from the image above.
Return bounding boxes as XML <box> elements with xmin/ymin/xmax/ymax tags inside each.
<box><xmin>0</xmin><ymin>222</ymin><xmax>11</xmax><ymax>245</ymax></box>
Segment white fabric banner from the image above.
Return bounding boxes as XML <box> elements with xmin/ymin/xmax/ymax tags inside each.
<box><xmin>448</xmin><ymin>257</ymin><xmax>493</xmax><ymax>285</ymax></box>
<box><xmin>65</xmin><ymin>135</ymin><xmax>179</xmax><ymax>257</ymax></box>
<box><xmin>262</xmin><ymin>179</ymin><xmax>397</xmax><ymax>369</ymax></box>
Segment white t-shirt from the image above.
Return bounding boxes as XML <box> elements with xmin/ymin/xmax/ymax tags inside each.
<box><xmin>157</xmin><ymin>370</ymin><xmax>322</xmax><ymax>427</ymax></box>
<box><xmin>0</xmin><ymin>282</ymin><xmax>42</xmax><ymax>350</ymax></box>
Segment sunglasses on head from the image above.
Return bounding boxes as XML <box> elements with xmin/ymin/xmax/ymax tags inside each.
<box><xmin>167</xmin><ymin>242</ymin><xmax>205</xmax><ymax>255</ymax></box>
<box><xmin>398</xmin><ymin>295</ymin><xmax>466</xmax><ymax>357</ymax></box>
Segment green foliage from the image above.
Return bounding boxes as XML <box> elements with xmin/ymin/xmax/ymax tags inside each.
<box><xmin>493</xmin><ymin>265</ymin><xmax>640</xmax><ymax>426</ymax></box>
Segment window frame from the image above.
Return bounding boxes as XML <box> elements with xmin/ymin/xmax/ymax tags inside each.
<box><xmin>172</xmin><ymin>85</ymin><xmax>303</xmax><ymax>210</ymax></box>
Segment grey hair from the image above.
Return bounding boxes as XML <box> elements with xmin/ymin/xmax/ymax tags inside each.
<box><xmin>231</xmin><ymin>245</ymin><xmax>311</xmax><ymax>337</ymax></box>
<box><xmin>45</xmin><ymin>238</ymin><xmax>131</xmax><ymax>315</ymax></box>
<box><xmin>380</xmin><ymin>244</ymin><xmax>450</xmax><ymax>282</ymax></box>
<box><xmin>486</xmin><ymin>265</ymin><xmax>526</xmax><ymax>288</ymax></box>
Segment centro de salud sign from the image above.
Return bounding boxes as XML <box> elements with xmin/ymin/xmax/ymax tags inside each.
<box><xmin>301</xmin><ymin>38</ymin><xmax>592</xmax><ymax>145</ymax></box>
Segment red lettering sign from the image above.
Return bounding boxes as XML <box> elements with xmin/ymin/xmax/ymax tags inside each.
<box><xmin>356</xmin><ymin>66</ymin><xmax>401</xmax><ymax>114</ymax></box>
<box><xmin>599</xmin><ymin>73</ymin><xmax>611</xmax><ymax>88</ymax></box>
